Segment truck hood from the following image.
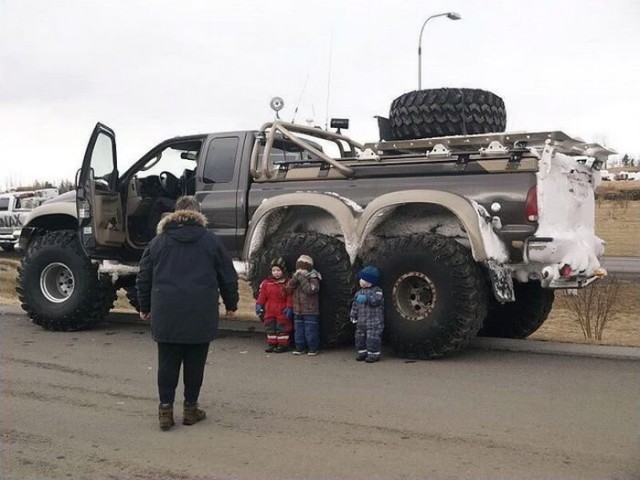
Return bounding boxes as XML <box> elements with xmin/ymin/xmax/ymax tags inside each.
<box><xmin>44</xmin><ymin>190</ymin><xmax>75</xmax><ymax>204</ymax></box>
<box><xmin>21</xmin><ymin>189</ymin><xmax>76</xmax><ymax>228</ymax></box>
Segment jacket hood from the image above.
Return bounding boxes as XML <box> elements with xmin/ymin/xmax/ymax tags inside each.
<box><xmin>156</xmin><ymin>210</ymin><xmax>208</xmax><ymax>243</ymax></box>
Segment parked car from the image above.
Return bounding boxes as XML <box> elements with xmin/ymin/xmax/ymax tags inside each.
<box><xmin>599</xmin><ymin>169</ymin><xmax>614</xmax><ymax>181</ymax></box>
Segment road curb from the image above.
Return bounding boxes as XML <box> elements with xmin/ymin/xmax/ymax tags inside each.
<box><xmin>2</xmin><ymin>306</ymin><xmax>639</xmax><ymax>361</ymax></box>
<box><xmin>100</xmin><ymin>311</ymin><xmax>640</xmax><ymax>361</ymax></box>
<box><xmin>469</xmin><ymin>336</ymin><xmax>640</xmax><ymax>361</ymax></box>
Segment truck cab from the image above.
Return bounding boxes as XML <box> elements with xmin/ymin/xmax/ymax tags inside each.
<box><xmin>76</xmin><ymin>123</ymin><xmax>257</xmax><ymax>261</ymax></box>
<box><xmin>76</xmin><ymin>123</ymin><xmax>330</xmax><ymax>261</ymax></box>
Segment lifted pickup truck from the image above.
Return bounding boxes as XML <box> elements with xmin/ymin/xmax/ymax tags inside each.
<box><xmin>16</xmin><ymin>107</ymin><xmax>611</xmax><ymax>358</ymax></box>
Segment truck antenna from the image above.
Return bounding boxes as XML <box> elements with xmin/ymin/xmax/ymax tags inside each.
<box><xmin>324</xmin><ymin>31</ymin><xmax>333</xmax><ymax>131</ymax></box>
<box><xmin>306</xmin><ymin>105</ymin><xmax>316</xmax><ymax>127</ymax></box>
<box><xmin>292</xmin><ymin>74</ymin><xmax>310</xmax><ymax>124</ymax></box>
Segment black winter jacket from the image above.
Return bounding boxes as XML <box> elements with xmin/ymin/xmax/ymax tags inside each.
<box><xmin>137</xmin><ymin>210</ymin><xmax>239</xmax><ymax>344</ymax></box>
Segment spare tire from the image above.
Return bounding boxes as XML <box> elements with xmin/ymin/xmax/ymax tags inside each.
<box><xmin>389</xmin><ymin>88</ymin><xmax>506</xmax><ymax>140</ymax></box>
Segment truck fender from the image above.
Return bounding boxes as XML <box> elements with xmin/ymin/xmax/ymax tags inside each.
<box><xmin>25</xmin><ymin>201</ymin><xmax>78</xmax><ymax>226</ymax></box>
<box><xmin>242</xmin><ymin>193</ymin><xmax>358</xmax><ymax>261</ymax></box>
<box><xmin>18</xmin><ymin>202</ymin><xmax>78</xmax><ymax>250</ymax></box>
<box><xmin>356</xmin><ymin>190</ymin><xmax>508</xmax><ymax>263</ymax></box>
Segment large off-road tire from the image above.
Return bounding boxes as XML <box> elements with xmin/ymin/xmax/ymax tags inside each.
<box><xmin>16</xmin><ymin>230</ymin><xmax>116</xmax><ymax>331</ymax></box>
<box><xmin>249</xmin><ymin>232</ymin><xmax>354</xmax><ymax>346</ymax></box>
<box><xmin>1</xmin><ymin>243</ymin><xmax>16</xmax><ymax>252</ymax></box>
<box><xmin>478</xmin><ymin>281</ymin><xmax>554</xmax><ymax>339</ymax></box>
<box><xmin>389</xmin><ymin>88</ymin><xmax>507</xmax><ymax>140</ymax></box>
<box><xmin>362</xmin><ymin>234</ymin><xmax>489</xmax><ymax>359</ymax></box>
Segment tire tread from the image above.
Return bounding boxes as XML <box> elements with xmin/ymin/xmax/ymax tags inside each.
<box><xmin>16</xmin><ymin>230</ymin><xmax>115</xmax><ymax>331</ymax></box>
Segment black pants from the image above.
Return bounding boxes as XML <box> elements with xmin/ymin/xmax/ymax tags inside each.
<box><xmin>157</xmin><ymin>342</ymin><xmax>210</xmax><ymax>405</ymax></box>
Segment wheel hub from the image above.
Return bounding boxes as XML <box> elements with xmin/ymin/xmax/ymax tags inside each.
<box><xmin>392</xmin><ymin>271</ymin><xmax>436</xmax><ymax>321</ymax></box>
<box><xmin>40</xmin><ymin>262</ymin><xmax>75</xmax><ymax>303</ymax></box>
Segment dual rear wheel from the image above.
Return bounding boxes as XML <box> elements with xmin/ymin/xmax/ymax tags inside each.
<box><xmin>251</xmin><ymin>232</ymin><xmax>553</xmax><ymax>358</ymax></box>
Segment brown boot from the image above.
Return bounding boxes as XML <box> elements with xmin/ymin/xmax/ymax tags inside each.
<box><xmin>158</xmin><ymin>404</ymin><xmax>175</xmax><ymax>431</ymax></box>
<box><xmin>183</xmin><ymin>402</ymin><xmax>206</xmax><ymax>425</ymax></box>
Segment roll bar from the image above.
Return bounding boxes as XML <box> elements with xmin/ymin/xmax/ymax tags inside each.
<box><xmin>250</xmin><ymin>121</ymin><xmax>362</xmax><ymax>179</ymax></box>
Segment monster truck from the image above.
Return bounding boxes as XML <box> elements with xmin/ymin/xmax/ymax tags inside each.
<box><xmin>15</xmin><ymin>89</ymin><xmax>611</xmax><ymax>358</ymax></box>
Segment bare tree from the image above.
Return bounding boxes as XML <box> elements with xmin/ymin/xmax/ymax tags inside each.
<box><xmin>592</xmin><ymin>133</ymin><xmax>608</xmax><ymax>148</ymax></box>
<box><xmin>58</xmin><ymin>179</ymin><xmax>74</xmax><ymax>193</ymax></box>
<box><xmin>565</xmin><ymin>277</ymin><xmax>622</xmax><ymax>340</ymax></box>
<box><xmin>621</xmin><ymin>154</ymin><xmax>631</xmax><ymax>167</ymax></box>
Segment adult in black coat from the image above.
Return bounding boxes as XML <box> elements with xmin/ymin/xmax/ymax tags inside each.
<box><xmin>137</xmin><ymin>196</ymin><xmax>238</xmax><ymax>430</ymax></box>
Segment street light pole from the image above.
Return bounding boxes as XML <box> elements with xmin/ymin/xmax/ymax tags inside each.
<box><xmin>418</xmin><ymin>11</ymin><xmax>461</xmax><ymax>90</ymax></box>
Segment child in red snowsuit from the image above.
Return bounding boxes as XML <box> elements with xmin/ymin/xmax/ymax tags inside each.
<box><xmin>256</xmin><ymin>257</ymin><xmax>294</xmax><ymax>353</ymax></box>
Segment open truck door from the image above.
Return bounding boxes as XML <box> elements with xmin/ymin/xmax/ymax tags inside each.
<box><xmin>76</xmin><ymin>122</ymin><xmax>126</xmax><ymax>258</ymax></box>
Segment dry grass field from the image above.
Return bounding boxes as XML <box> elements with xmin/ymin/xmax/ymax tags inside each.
<box><xmin>530</xmin><ymin>279</ymin><xmax>639</xmax><ymax>346</ymax></box>
<box><xmin>1</xmin><ymin>194</ymin><xmax>638</xmax><ymax>347</ymax></box>
<box><xmin>595</xmin><ymin>199</ymin><xmax>640</xmax><ymax>256</ymax></box>
<box><xmin>0</xmin><ymin>257</ymin><xmax>20</xmax><ymax>306</ymax></box>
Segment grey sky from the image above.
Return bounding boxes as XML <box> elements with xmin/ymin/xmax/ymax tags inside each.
<box><xmin>1</xmin><ymin>0</ymin><xmax>639</xmax><ymax>188</ymax></box>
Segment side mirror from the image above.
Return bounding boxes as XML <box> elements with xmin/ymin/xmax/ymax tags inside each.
<box><xmin>75</xmin><ymin>168</ymin><xmax>82</xmax><ymax>189</ymax></box>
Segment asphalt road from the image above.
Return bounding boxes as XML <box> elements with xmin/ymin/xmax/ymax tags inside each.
<box><xmin>1</xmin><ymin>309</ymin><xmax>639</xmax><ymax>479</ymax></box>
<box><xmin>601</xmin><ymin>255</ymin><xmax>640</xmax><ymax>275</ymax></box>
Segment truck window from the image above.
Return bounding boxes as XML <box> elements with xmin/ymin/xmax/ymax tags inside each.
<box><xmin>259</xmin><ymin>139</ymin><xmax>324</xmax><ymax>170</ymax></box>
<box><xmin>91</xmin><ymin>133</ymin><xmax>117</xmax><ymax>186</ymax></box>
<box><xmin>203</xmin><ymin>137</ymin><xmax>238</xmax><ymax>184</ymax></box>
<box><xmin>0</xmin><ymin>198</ymin><xmax>9</xmax><ymax>211</ymax></box>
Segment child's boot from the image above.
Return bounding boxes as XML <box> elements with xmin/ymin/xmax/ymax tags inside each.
<box><xmin>265</xmin><ymin>344</ymin><xmax>276</xmax><ymax>353</ymax></box>
<box><xmin>365</xmin><ymin>353</ymin><xmax>380</xmax><ymax>363</ymax></box>
<box><xmin>356</xmin><ymin>351</ymin><xmax>367</xmax><ymax>362</ymax></box>
<box><xmin>158</xmin><ymin>404</ymin><xmax>175</xmax><ymax>431</ymax></box>
<box><xmin>183</xmin><ymin>402</ymin><xmax>206</xmax><ymax>425</ymax></box>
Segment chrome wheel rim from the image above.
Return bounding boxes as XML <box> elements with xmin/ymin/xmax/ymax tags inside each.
<box><xmin>40</xmin><ymin>262</ymin><xmax>75</xmax><ymax>303</ymax></box>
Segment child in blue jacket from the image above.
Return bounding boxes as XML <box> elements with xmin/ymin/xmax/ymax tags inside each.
<box><xmin>350</xmin><ymin>266</ymin><xmax>384</xmax><ymax>363</ymax></box>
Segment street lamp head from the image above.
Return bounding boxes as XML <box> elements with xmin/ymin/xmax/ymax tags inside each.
<box><xmin>418</xmin><ymin>11</ymin><xmax>462</xmax><ymax>90</ymax></box>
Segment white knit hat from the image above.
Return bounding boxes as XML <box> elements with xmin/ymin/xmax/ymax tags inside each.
<box><xmin>296</xmin><ymin>254</ymin><xmax>314</xmax><ymax>268</ymax></box>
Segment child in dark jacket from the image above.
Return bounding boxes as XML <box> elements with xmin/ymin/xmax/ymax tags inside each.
<box><xmin>256</xmin><ymin>257</ymin><xmax>294</xmax><ymax>353</ymax></box>
<box><xmin>350</xmin><ymin>266</ymin><xmax>384</xmax><ymax>363</ymax></box>
<box><xmin>286</xmin><ymin>254</ymin><xmax>321</xmax><ymax>356</ymax></box>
